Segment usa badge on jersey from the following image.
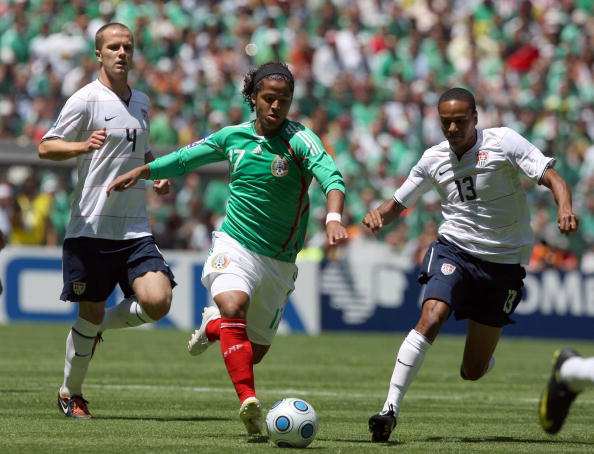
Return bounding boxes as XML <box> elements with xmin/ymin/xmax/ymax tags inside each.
<box><xmin>477</xmin><ymin>151</ymin><xmax>489</xmax><ymax>167</ymax></box>
<box><xmin>441</xmin><ymin>263</ymin><xmax>456</xmax><ymax>275</ymax></box>
<box><xmin>271</xmin><ymin>156</ymin><xmax>289</xmax><ymax>177</ymax></box>
<box><xmin>72</xmin><ymin>282</ymin><xmax>86</xmax><ymax>295</ymax></box>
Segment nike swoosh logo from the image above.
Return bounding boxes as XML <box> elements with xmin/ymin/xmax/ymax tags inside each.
<box><xmin>59</xmin><ymin>399</ymin><xmax>69</xmax><ymax>413</ymax></box>
<box><xmin>438</xmin><ymin>168</ymin><xmax>451</xmax><ymax>176</ymax></box>
<box><xmin>104</xmin><ymin>115</ymin><xmax>117</xmax><ymax>121</ymax></box>
<box><xmin>397</xmin><ymin>358</ymin><xmax>413</xmax><ymax>367</ymax></box>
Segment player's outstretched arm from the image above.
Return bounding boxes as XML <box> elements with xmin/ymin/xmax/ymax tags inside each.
<box><xmin>325</xmin><ymin>189</ymin><xmax>348</xmax><ymax>246</ymax></box>
<box><xmin>362</xmin><ymin>199</ymin><xmax>406</xmax><ymax>233</ymax></box>
<box><xmin>106</xmin><ymin>165</ymin><xmax>151</xmax><ymax>196</ymax></box>
<box><xmin>540</xmin><ymin>168</ymin><xmax>579</xmax><ymax>235</ymax></box>
<box><xmin>38</xmin><ymin>128</ymin><xmax>107</xmax><ymax>161</ymax></box>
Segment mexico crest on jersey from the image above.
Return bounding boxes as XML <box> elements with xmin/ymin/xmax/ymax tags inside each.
<box><xmin>271</xmin><ymin>156</ymin><xmax>289</xmax><ymax>177</ymax></box>
<box><xmin>477</xmin><ymin>150</ymin><xmax>489</xmax><ymax>167</ymax></box>
<box><xmin>72</xmin><ymin>281</ymin><xmax>86</xmax><ymax>295</ymax></box>
<box><xmin>210</xmin><ymin>253</ymin><xmax>230</xmax><ymax>270</ymax></box>
<box><xmin>441</xmin><ymin>263</ymin><xmax>456</xmax><ymax>275</ymax></box>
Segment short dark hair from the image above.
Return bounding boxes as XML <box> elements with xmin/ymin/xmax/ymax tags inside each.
<box><xmin>242</xmin><ymin>62</ymin><xmax>294</xmax><ymax>112</ymax></box>
<box><xmin>95</xmin><ymin>22</ymin><xmax>132</xmax><ymax>50</ymax></box>
<box><xmin>438</xmin><ymin>87</ymin><xmax>476</xmax><ymax>112</ymax></box>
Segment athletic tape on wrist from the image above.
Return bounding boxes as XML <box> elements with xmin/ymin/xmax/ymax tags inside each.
<box><xmin>326</xmin><ymin>212</ymin><xmax>342</xmax><ymax>224</ymax></box>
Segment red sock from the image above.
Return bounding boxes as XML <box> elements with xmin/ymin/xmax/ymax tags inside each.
<box><xmin>219</xmin><ymin>318</ymin><xmax>255</xmax><ymax>403</ymax></box>
<box><xmin>205</xmin><ymin>318</ymin><xmax>221</xmax><ymax>341</ymax></box>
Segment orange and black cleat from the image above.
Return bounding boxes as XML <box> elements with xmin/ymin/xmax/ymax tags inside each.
<box><xmin>57</xmin><ymin>393</ymin><xmax>93</xmax><ymax>419</ymax></box>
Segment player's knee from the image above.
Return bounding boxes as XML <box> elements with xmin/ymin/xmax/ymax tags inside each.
<box><xmin>418</xmin><ymin>301</ymin><xmax>449</xmax><ymax>333</ymax></box>
<box><xmin>218</xmin><ymin>298</ymin><xmax>249</xmax><ymax>319</ymax></box>
<box><xmin>460</xmin><ymin>364</ymin><xmax>485</xmax><ymax>381</ymax></box>
<box><xmin>79</xmin><ymin>302</ymin><xmax>106</xmax><ymax>325</ymax></box>
<box><xmin>139</xmin><ymin>291</ymin><xmax>172</xmax><ymax>320</ymax></box>
<box><xmin>252</xmin><ymin>344</ymin><xmax>269</xmax><ymax>364</ymax></box>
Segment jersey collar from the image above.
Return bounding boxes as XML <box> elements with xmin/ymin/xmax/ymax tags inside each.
<box><xmin>450</xmin><ymin>129</ymin><xmax>482</xmax><ymax>160</ymax></box>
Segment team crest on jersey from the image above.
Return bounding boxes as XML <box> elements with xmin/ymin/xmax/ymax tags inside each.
<box><xmin>211</xmin><ymin>253</ymin><xmax>230</xmax><ymax>270</ymax></box>
<box><xmin>441</xmin><ymin>263</ymin><xmax>456</xmax><ymax>275</ymax></box>
<box><xmin>271</xmin><ymin>156</ymin><xmax>289</xmax><ymax>177</ymax></box>
<box><xmin>72</xmin><ymin>282</ymin><xmax>86</xmax><ymax>295</ymax></box>
<box><xmin>477</xmin><ymin>151</ymin><xmax>489</xmax><ymax>167</ymax></box>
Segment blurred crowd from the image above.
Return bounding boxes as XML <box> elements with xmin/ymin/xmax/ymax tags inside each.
<box><xmin>0</xmin><ymin>0</ymin><xmax>593</xmax><ymax>271</ymax></box>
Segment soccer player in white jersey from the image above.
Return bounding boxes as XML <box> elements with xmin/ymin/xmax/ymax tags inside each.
<box><xmin>107</xmin><ymin>61</ymin><xmax>348</xmax><ymax>435</ymax></box>
<box><xmin>39</xmin><ymin>23</ymin><xmax>175</xmax><ymax>419</ymax></box>
<box><xmin>539</xmin><ymin>348</ymin><xmax>594</xmax><ymax>434</ymax></box>
<box><xmin>362</xmin><ymin>87</ymin><xmax>579</xmax><ymax>442</ymax></box>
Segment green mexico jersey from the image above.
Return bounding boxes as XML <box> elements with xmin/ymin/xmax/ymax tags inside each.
<box><xmin>148</xmin><ymin>119</ymin><xmax>345</xmax><ymax>262</ymax></box>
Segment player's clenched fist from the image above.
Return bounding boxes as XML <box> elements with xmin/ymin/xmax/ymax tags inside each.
<box><xmin>361</xmin><ymin>199</ymin><xmax>405</xmax><ymax>234</ymax></box>
<box><xmin>362</xmin><ymin>210</ymin><xmax>384</xmax><ymax>233</ymax></box>
<box><xmin>84</xmin><ymin>127</ymin><xmax>107</xmax><ymax>153</ymax></box>
<box><xmin>557</xmin><ymin>211</ymin><xmax>579</xmax><ymax>235</ymax></box>
<box><xmin>106</xmin><ymin>164</ymin><xmax>150</xmax><ymax>195</ymax></box>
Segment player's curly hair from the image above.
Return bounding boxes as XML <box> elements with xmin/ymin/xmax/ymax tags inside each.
<box><xmin>242</xmin><ymin>62</ymin><xmax>294</xmax><ymax>112</ymax></box>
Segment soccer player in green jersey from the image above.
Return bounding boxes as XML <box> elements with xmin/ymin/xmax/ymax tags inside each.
<box><xmin>107</xmin><ymin>61</ymin><xmax>348</xmax><ymax>435</ymax></box>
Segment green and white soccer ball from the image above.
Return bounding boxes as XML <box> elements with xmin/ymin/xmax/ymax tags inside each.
<box><xmin>265</xmin><ymin>398</ymin><xmax>318</xmax><ymax>448</ymax></box>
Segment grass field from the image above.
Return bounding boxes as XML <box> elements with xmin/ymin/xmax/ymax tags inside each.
<box><xmin>1</xmin><ymin>323</ymin><xmax>593</xmax><ymax>453</ymax></box>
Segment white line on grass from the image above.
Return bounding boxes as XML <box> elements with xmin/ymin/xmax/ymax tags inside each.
<box><xmin>80</xmin><ymin>383</ymin><xmax>594</xmax><ymax>404</ymax></box>
<box><xmin>44</xmin><ymin>383</ymin><xmax>594</xmax><ymax>404</ymax></box>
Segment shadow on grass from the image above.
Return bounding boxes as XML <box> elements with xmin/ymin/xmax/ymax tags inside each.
<box><xmin>0</xmin><ymin>389</ymin><xmax>37</xmax><ymax>393</ymax></box>
<box><xmin>96</xmin><ymin>415</ymin><xmax>230</xmax><ymax>422</ymax></box>
<box><xmin>425</xmin><ymin>436</ymin><xmax>594</xmax><ymax>446</ymax></box>
<box><xmin>318</xmin><ymin>437</ymin><xmax>402</xmax><ymax>446</ymax></box>
<box><xmin>246</xmin><ymin>435</ymin><xmax>268</xmax><ymax>444</ymax></box>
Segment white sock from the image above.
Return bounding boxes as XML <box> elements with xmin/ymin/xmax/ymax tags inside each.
<box><xmin>381</xmin><ymin>329</ymin><xmax>432</xmax><ymax>416</ymax></box>
<box><xmin>560</xmin><ymin>356</ymin><xmax>594</xmax><ymax>393</ymax></box>
<box><xmin>100</xmin><ymin>296</ymin><xmax>156</xmax><ymax>331</ymax></box>
<box><xmin>60</xmin><ymin>317</ymin><xmax>100</xmax><ymax>396</ymax></box>
<box><xmin>485</xmin><ymin>356</ymin><xmax>496</xmax><ymax>375</ymax></box>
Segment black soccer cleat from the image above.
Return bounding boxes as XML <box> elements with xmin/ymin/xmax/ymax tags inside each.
<box><xmin>538</xmin><ymin>348</ymin><xmax>581</xmax><ymax>434</ymax></box>
<box><xmin>369</xmin><ymin>410</ymin><xmax>397</xmax><ymax>442</ymax></box>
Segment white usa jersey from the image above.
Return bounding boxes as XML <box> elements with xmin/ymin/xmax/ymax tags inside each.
<box><xmin>394</xmin><ymin>127</ymin><xmax>554</xmax><ymax>264</ymax></box>
<box><xmin>42</xmin><ymin>80</ymin><xmax>152</xmax><ymax>240</ymax></box>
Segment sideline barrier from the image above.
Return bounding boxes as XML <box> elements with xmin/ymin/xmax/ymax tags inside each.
<box><xmin>1</xmin><ymin>246</ymin><xmax>592</xmax><ymax>339</ymax></box>
<box><xmin>0</xmin><ymin>246</ymin><xmax>319</xmax><ymax>335</ymax></box>
<box><xmin>319</xmin><ymin>255</ymin><xmax>594</xmax><ymax>339</ymax></box>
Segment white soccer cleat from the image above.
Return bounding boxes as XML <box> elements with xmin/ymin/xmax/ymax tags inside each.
<box><xmin>239</xmin><ymin>396</ymin><xmax>262</xmax><ymax>435</ymax></box>
<box><xmin>187</xmin><ymin>305</ymin><xmax>221</xmax><ymax>356</ymax></box>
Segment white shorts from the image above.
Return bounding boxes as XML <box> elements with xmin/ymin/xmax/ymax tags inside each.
<box><xmin>201</xmin><ymin>231</ymin><xmax>298</xmax><ymax>345</ymax></box>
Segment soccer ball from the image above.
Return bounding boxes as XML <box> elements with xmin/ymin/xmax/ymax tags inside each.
<box><xmin>265</xmin><ymin>398</ymin><xmax>318</xmax><ymax>448</ymax></box>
